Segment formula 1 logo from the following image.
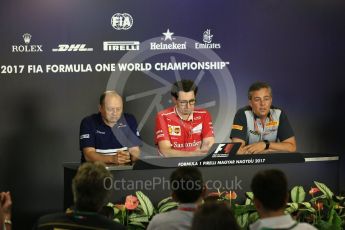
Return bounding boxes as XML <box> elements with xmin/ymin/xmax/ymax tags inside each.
<box><xmin>111</xmin><ymin>13</ymin><xmax>133</xmax><ymax>30</ymax></box>
<box><xmin>52</xmin><ymin>44</ymin><xmax>93</xmax><ymax>52</ymax></box>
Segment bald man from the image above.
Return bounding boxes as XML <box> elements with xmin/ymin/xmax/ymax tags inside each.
<box><xmin>79</xmin><ymin>91</ymin><xmax>142</xmax><ymax>164</ymax></box>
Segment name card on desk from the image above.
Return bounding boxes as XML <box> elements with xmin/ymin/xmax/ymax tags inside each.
<box><xmin>133</xmin><ymin>153</ymin><xmax>305</xmax><ymax>170</ymax></box>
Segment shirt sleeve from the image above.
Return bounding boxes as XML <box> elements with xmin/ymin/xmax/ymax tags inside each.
<box><xmin>155</xmin><ymin>113</ymin><xmax>170</xmax><ymax>144</ymax></box>
<box><xmin>125</xmin><ymin>114</ymin><xmax>143</xmax><ymax>147</ymax></box>
<box><xmin>146</xmin><ymin>215</ymin><xmax>159</xmax><ymax>230</ymax></box>
<box><xmin>201</xmin><ymin>110</ymin><xmax>214</xmax><ymax>138</ymax></box>
<box><xmin>230</xmin><ymin>109</ymin><xmax>248</xmax><ymax>141</ymax></box>
<box><xmin>79</xmin><ymin>117</ymin><xmax>95</xmax><ymax>150</ymax></box>
<box><xmin>277</xmin><ymin>110</ymin><xmax>295</xmax><ymax>141</ymax></box>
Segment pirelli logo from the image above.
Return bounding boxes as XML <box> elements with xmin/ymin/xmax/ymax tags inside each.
<box><xmin>103</xmin><ymin>41</ymin><xmax>140</xmax><ymax>51</ymax></box>
<box><xmin>266</xmin><ymin>121</ymin><xmax>279</xmax><ymax>127</ymax></box>
<box><xmin>232</xmin><ymin>124</ymin><xmax>243</xmax><ymax>131</ymax></box>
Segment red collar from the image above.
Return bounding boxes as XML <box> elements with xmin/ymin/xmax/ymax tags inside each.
<box><xmin>177</xmin><ymin>204</ymin><xmax>198</xmax><ymax>212</ymax></box>
<box><xmin>175</xmin><ymin>106</ymin><xmax>193</xmax><ymax>121</ymax></box>
<box><xmin>178</xmin><ymin>207</ymin><xmax>196</xmax><ymax>212</ymax></box>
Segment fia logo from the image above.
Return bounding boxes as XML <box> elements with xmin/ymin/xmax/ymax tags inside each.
<box><xmin>111</xmin><ymin>13</ymin><xmax>133</xmax><ymax>30</ymax></box>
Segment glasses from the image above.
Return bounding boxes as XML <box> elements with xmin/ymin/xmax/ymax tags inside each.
<box><xmin>178</xmin><ymin>99</ymin><xmax>196</xmax><ymax>106</ymax></box>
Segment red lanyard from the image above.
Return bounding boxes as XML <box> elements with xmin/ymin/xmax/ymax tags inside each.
<box><xmin>178</xmin><ymin>207</ymin><xmax>197</xmax><ymax>212</ymax></box>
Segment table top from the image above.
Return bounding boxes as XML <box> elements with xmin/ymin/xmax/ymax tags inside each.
<box><xmin>63</xmin><ymin>153</ymin><xmax>340</xmax><ymax>171</ymax></box>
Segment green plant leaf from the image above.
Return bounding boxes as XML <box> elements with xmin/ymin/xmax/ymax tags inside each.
<box><xmin>248</xmin><ymin>212</ymin><xmax>259</xmax><ymax>223</ymax></box>
<box><xmin>157</xmin><ymin>196</ymin><xmax>174</xmax><ymax>208</ymax></box>
<box><xmin>306</xmin><ymin>207</ymin><xmax>316</xmax><ymax>213</ymax></box>
<box><xmin>314</xmin><ymin>181</ymin><xmax>334</xmax><ymax>199</ymax></box>
<box><xmin>136</xmin><ymin>191</ymin><xmax>155</xmax><ymax>217</ymax></box>
<box><xmin>291</xmin><ymin>186</ymin><xmax>305</xmax><ymax>203</ymax></box>
<box><xmin>232</xmin><ymin>204</ymin><xmax>256</xmax><ymax>216</ymax></box>
<box><xmin>106</xmin><ymin>203</ymin><xmax>119</xmax><ymax>215</ymax></box>
<box><xmin>315</xmin><ymin>220</ymin><xmax>333</xmax><ymax>230</ymax></box>
<box><xmin>285</xmin><ymin>207</ymin><xmax>294</xmax><ymax>214</ymax></box>
<box><xmin>236</xmin><ymin>213</ymin><xmax>249</xmax><ymax>228</ymax></box>
<box><xmin>328</xmin><ymin>208</ymin><xmax>342</xmax><ymax>227</ymax></box>
<box><xmin>106</xmin><ymin>202</ymin><xmax>114</xmax><ymax>207</ymax></box>
<box><xmin>287</xmin><ymin>202</ymin><xmax>299</xmax><ymax>210</ymax></box>
<box><xmin>310</xmin><ymin>194</ymin><xmax>327</xmax><ymax>203</ymax></box>
<box><xmin>315</xmin><ymin>217</ymin><xmax>342</xmax><ymax>230</ymax></box>
<box><xmin>301</xmin><ymin>202</ymin><xmax>312</xmax><ymax>208</ymax></box>
<box><xmin>246</xmin><ymin>192</ymin><xmax>254</xmax><ymax>200</ymax></box>
<box><xmin>244</xmin><ymin>198</ymin><xmax>253</xmax><ymax>205</ymax></box>
<box><xmin>158</xmin><ymin>201</ymin><xmax>178</xmax><ymax>213</ymax></box>
<box><xmin>335</xmin><ymin>196</ymin><xmax>345</xmax><ymax>201</ymax></box>
<box><xmin>113</xmin><ymin>207</ymin><xmax>120</xmax><ymax>215</ymax></box>
<box><xmin>128</xmin><ymin>213</ymin><xmax>149</xmax><ymax>223</ymax></box>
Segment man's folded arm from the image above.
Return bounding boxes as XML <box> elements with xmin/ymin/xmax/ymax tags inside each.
<box><xmin>267</xmin><ymin>136</ymin><xmax>297</xmax><ymax>153</ymax></box>
<box><xmin>82</xmin><ymin>147</ymin><xmax>130</xmax><ymax>164</ymax></box>
<box><xmin>231</xmin><ymin>137</ymin><xmax>297</xmax><ymax>154</ymax></box>
<box><xmin>200</xmin><ymin>136</ymin><xmax>215</xmax><ymax>152</ymax></box>
<box><xmin>158</xmin><ymin>140</ymin><xmax>205</xmax><ymax>157</ymax></box>
<box><xmin>230</xmin><ymin>137</ymin><xmax>246</xmax><ymax>154</ymax></box>
<box><xmin>128</xmin><ymin>146</ymin><xmax>140</xmax><ymax>162</ymax></box>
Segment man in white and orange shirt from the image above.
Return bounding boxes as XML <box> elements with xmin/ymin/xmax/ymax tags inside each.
<box><xmin>230</xmin><ymin>82</ymin><xmax>296</xmax><ymax>154</ymax></box>
<box><xmin>155</xmin><ymin>80</ymin><xmax>214</xmax><ymax>157</ymax></box>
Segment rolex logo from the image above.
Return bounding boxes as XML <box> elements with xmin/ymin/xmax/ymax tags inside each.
<box><xmin>12</xmin><ymin>33</ymin><xmax>43</xmax><ymax>53</ymax></box>
<box><xmin>23</xmin><ymin>33</ymin><xmax>32</xmax><ymax>44</ymax></box>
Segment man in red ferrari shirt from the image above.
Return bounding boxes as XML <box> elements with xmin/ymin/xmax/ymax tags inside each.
<box><xmin>155</xmin><ymin>80</ymin><xmax>215</xmax><ymax>157</ymax></box>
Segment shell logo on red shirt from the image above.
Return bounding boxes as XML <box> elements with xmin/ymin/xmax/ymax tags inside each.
<box><xmin>168</xmin><ymin>125</ymin><xmax>181</xmax><ymax>136</ymax></box>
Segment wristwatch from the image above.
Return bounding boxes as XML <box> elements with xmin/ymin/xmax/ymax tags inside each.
<box><xmin>263</xmin><ymin>140</ymin><xmax>270</xmax><ymax>150</ymax></box>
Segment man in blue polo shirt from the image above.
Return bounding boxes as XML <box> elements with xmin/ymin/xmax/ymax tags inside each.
<box><xmin>79</xmin><ymin>91</ymin><xmax>142</xmax><ymax>164</ymax></box>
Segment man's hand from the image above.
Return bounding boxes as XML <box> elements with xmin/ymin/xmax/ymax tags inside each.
<box><xmin>113</xmin><ymin>150</ymin><xmax>131</xmax><ymax>165</ymax></box>
<box><xmin>191</xmin><ymin>149</ymin><xmax>208</xmax><ymax>156</ymax></box>
<box><xmin>83</xmin><ymin>147</ymin><xmax>132</xmax><ymax>164</ymax></box>
<box><xmin>241</xmin><ymin>142</ymin><xmax>266</xmax><ymax>154</ymax></box>
<box><xmin>232</xmin><ymin>136</ymin><xmax>297</xmax><ymax>154</ymax></box>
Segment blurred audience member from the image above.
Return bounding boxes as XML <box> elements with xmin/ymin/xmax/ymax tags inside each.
<box><xmin>34</xmin><ymin>162</ymin><xmax>124</xmax><ymax>230</ymax></box>
<box><xmin>147</xmin><ymin>167</ymin><xmax>205</xmax><ymax>230</ymax></box>
<box><xmin>250</xmin><ymin>169</ymin><xmax>316</xmax><ymax>230</ymax></box>
<box><xmin>191</xmin><ymin>201</ymin><xmax>239</xmax><ymax>230</ymax></box>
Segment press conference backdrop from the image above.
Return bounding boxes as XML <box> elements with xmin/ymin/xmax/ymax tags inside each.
<box><xmin>0</xmin><ymin>0</ymin><xmax>344</xmax><ymax>228</ymax></box>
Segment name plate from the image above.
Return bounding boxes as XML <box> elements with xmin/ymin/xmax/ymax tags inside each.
<box><xmin>133</xmin><ymin>153</ymin><xmax>305</xmax><ymax>170</ymax></box>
